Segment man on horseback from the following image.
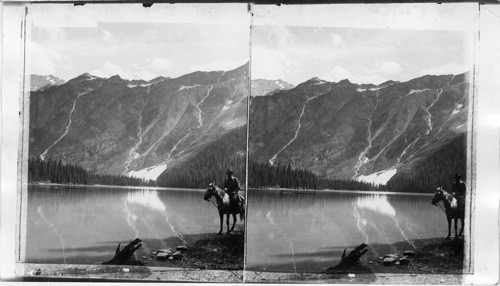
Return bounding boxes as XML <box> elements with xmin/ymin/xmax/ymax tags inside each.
<box><xmin>223</xmin><ymin>169</ymin><xmax>241</xmax><ymax>211</ymax></box>
<box><xmin>452</xmin><ymin>173</ymin><xmax>466</xmax><ymax>204</ymax></box>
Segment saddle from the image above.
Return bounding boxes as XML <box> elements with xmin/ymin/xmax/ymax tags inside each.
<box><xmin>228</xmin><ymin>193</ymin><xmax>245</xmax><ymax>210</ymax></box>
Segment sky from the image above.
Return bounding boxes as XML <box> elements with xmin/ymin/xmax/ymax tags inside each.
<box><xmin>251</xmin><ymin>25</ymin><xmax>473</xmax><ymax>85</ymax></box>
<box><xmin>31</xmin><ymin>21</ymin><xmax>471</xmax><ymax>85</ymax></box>
<box><xmin>31</xmin><ymin>22</ymin><xmax>250</xmax><ymax>81</ymax></box>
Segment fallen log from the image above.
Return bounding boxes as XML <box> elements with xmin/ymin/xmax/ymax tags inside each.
<box><xmin>102</xmin><ymin>238</ymin><xmax>145</xmax><ymax>266</ymax></box>
<box><xmin>327</xmin><ymin>243</ymin><xmax>368</xmax><ymax>271</ymax></box>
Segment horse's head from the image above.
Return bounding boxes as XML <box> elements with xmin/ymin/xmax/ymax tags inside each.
<box><xmin>203</xmin><ymin>182</ymin><xmax>216</xmax><ymax>202</ymax></box>
<box><xmin>431</xmin><ymin>187</ymin><xmax>445</xmax><ymax>206</ymax></box>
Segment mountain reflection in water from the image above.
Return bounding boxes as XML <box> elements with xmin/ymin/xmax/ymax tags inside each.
<box><xmin>25</xmin><ymin>185</ymin><xmax>243</xmax><ymax>265</ymax></box>
<box><xmin>246</xmin><ymin>189</ymin><xmax>442</xmax><ymax>273</ymax></box>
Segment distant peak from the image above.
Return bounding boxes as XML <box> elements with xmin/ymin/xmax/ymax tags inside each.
<box><xmin>149</xmin><ymin>76</ymin><xmax>167</xmax><ymax>83</ymax></box>
<box><xmin>378</xmin><ymin>80</ymin><xmax>398</xmax><ymax>87</ymax></box>
<box><xmin>107</xmin><ymin>74</ymin><xmax>124</xmax><ymax>82</ymax></box>
<box><xmin>75</xmin><ymin>73</ymin><xmax>94</xmax><ymax>79</ymax></box>
<box><xmin>30</xmin><ymin>74</ymin><xmax>66</xmax><ymax>91</ymax></box>
<box><xmin>337</xmin><ymin>79</ymin><xmax>351</xmax><ymax>84</ymax></box>
<box><xmin>73</xmin><ymin>73</ymin><xmax>100</xmax><ymax>81</ymax></box>
<box><xmin>304</xmin><ymin>77</ymin><xmax>329</xmax><ymax>85</ymax></box>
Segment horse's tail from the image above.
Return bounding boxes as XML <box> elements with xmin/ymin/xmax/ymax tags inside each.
<box><xmin>240</xmin><ymin>205</ymin><xmax>245</xmax><ymax>221</ymax></box>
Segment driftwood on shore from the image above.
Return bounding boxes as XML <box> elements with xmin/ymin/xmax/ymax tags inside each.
<box><xmin>102</xmin><ymin>238</ymin><xmax>145</xmax><ymax>266</ymax></box>
<box><xmin>327</xmin><ymin>243</ymin><xmax>368</xmax><ymax>271</ymax></box>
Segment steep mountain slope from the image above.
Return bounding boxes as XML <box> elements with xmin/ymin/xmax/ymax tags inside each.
<box><xmin>251</xmin><ymin>79</ymin><xmax>294</xmax><ymax>96</ymax></box>
<box><xmin>249</xmin><ymin>73</ymin><xmax>469</xmax><ymax>183</ymax></box>
<box><xmin>30</xmin><ymin>74</ymin><xmax>66</xmax><ymax>91</ymax></box>
<box><xmin>386</xmin><ymin>133</ymin><xmax>467</xmax><ymax>193</ymax></box>
<box><xmin>157</xmin><ymin>126</ymin><xmax>247</xmax><ymax>188</ymax></box>
<box><xmin>29</xmin><ymin>63</ymin><xmax>249</xmax><ymax>178</ymax></box>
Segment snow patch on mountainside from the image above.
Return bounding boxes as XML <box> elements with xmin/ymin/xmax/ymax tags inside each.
<box><xmin>46</xmin><ymin>76</ymin><xmax>57</xmax><ymax>84</ymax></box>
<box><xmin>81</xmin><ymin>74</ymin><xmax>98</xmax><ymax>81</ymax></box>
<box><xmin>452</xmin><ymin>103</ymin><xmax>463</xmax><ymax>115</ymax></box>
<box><xmin>406</xmin><ymin>89</ymin><xmax>429</xmax><ymax>96</ymax></box>
<box><xmin>357</xmin><ymin>87</ymin><xmax>382</xmax><ymax>92</ymax></box>
<box><xmin>133</xmin><ymin>132</ymin><xmax>191</xmax><ymax>180</ymax></box>
<box><xmin>276</xmin><ymin>80</ymin><xmax>285</xmax><ymax>89</ymax></box>
<box><xmin>222</xmin><ymin>100</ymin><xmax>233</xmax><ymax>111</ymax></box>
<box><xmin>357</xmin><ymin>169</ymin><xmax>397</xmax><ymax>185</ymax></box>
<box><xmin>128</xmin><ymin>164</ymin><xmax>167</xmax><ymax>181</ymax></box>
<box><xmin>178</xmin><ymin>85</ymin><xmax>200</xmax><ymax>92</ymax></box>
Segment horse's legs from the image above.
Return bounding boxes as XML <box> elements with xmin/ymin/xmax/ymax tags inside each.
<box><xmin>459</xmin><ymin>218</ymin><xmax>465</xmax><ymax>237</ymax></box>
<box><xmin>454</xmin><ymin>218</ymin><xmax>458</xmax><ymax>238</ymax></box>
<box><xmin>226</xmin><ymin>213</ymin><xmax>230</xmax><ymax>234</ymax></box>
<box><xmin>218</xmin><ymin>212</ymin><xmax>223</xmax><ymax>235</ymax></box>
<box><xmin>231</xmin><ymin>213</ymin><xmax>237</xmax><ymax>231</ymax></box>
<box><xmin>446</xmin><ymin>217</ymin><xmax>451</xmax><ymax>239</ymax></box>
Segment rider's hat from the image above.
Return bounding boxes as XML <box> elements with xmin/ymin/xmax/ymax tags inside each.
<box><xmin>455</xmin><ymin>173</ymin><xmax>462</xmax><ymax>179</ymax></box>
<box><xmin>226</xmin><ymin>169</ymin><xmax>234</xmax><ymax>175</ymax></box>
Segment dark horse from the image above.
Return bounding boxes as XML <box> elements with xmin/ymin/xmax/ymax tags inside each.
<box><xmin>431</xmin><ymin>187</ymin><xmax>465</xmax><ymax>239</ymax></box>
<box><xmin>203</xmin><ymin>183</ymin><xmax>245</xmax><ymax>235</ymax></box>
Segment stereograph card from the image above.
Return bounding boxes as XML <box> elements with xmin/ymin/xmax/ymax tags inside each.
<box><xmin>0</xmin><ymin>2</ymin><xmax>499</xmax><ymax>284</ymax></box>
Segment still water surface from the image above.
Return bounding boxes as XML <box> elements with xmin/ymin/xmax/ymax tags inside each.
<box><xmin>25</xmin><ymin>185</ymin><xmax>239</xmax><ymax>265</ymax></box>
<box><xmin>246</xmin><ymin>189</ymin><xmax>446</xmax><ymax>272</ymax></box>
<box><xmin>26</xmin><ymin>186</ymin><xmax>446</xmax><ymax>272</ymax></box>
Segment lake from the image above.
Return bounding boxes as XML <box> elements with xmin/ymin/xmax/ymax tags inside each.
<box><xmin>24</xmin><ymin>186</ymin><xmax>447</xmax><ymax>272</ymax></box>
<box><xmin>245</xmin><ymin>189</ymin><xmax>446</xmax><ymax>273</ymax></box>
<box><xmin>24</xmin><ymin>185</ymin><xmax>243</xmax><ymax>265</ymax></box>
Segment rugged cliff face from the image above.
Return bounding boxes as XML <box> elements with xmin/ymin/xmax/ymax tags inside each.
<box><xmin>249</xmin><ymin>73</ymin><xmax>469</xmax><ymax>182</ymax></box>
<box><xmin>29</xmin><ymin>63</ymin><xmax>249</xmax><ymax>179</ymax></box>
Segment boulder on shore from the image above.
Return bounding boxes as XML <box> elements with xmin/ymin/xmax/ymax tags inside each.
<box><xmin>404</xmin><ymin>250</ymin><xmax>415</xmax><ymax>257</ymax></box>
<box><xmin>383</xmin><ymin>257</ymin><xmax>397</xmax><ymax>266</ymax></box>
<box><xmin>157</xmin><ymin>248</ymin><xmax>172</xmax><ymax>254</ymax></box>
<box><xmin>172</xmin><ymin>251</ymin><xmax>184</xmax><ymax>259</ymax></box>
<box><xmin>399</xmin><ymin>256</ymin><xmax>411</xmax><ymax>265</ymax></box>
<box><xmin>384</xmin><ymin>254</ymin><xmax>399</xmax><ymax>259</ymax></box>
<box><xmin>156</xmin><ymin>252</ymin><xmax>169</xmax><ymax>260</ymax></box>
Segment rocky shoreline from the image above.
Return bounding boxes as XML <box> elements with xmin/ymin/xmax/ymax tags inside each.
<box><xmin>135</xmin><ymin>226</ymin><xmax>244</xmax><ymax>270</ymax></box>
<box><xmin>326</xmin><ymin>237</ymin><xmax>465</xmax><ymax>275</ymax></box>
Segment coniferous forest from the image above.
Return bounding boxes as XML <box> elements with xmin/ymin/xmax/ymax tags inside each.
<box><xmin>386</xmin><ymin>133</ymin><xmax>467</xmax><ymax>193</ymax></box>
<box><xmin>28</xmin><ymin>157</ymin><xmax>156</xmax><ymax>186</ymax></box>
<box><xmin>248</xmin><ymin>161</ymin><xmax>383</xmax><ymax>191</ymax></box>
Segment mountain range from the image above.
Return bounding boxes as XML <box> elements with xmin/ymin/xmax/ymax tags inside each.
<box><xmin>29</xmin><ymin>63</ymin><xmax>468</xmax><ymax>187</ymax></box>
<box><xmin>29</xmin><ymin>63</ymin><xmax>251</xmax><ymax>179</ymax></box>
<box><xmin>249</xmin><ymin>73</ymin><xmax>468</xmax><ymax>185</ymax></box>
